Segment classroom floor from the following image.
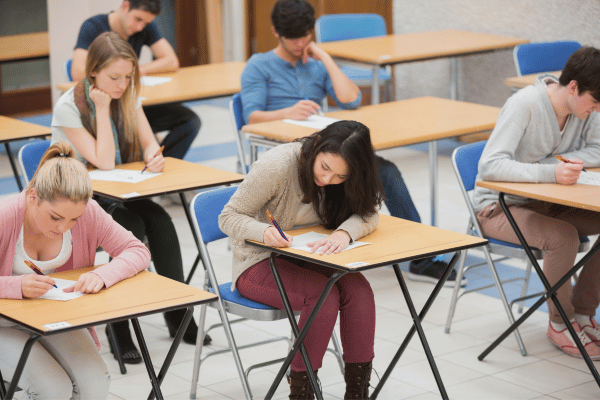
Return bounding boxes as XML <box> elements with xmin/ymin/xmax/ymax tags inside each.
<box><xmin>3</xmin><ymin>99</ymin><xmax>600</xmax><ymax>399</ymax></box>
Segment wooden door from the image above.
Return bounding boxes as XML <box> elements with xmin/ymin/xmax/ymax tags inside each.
<box><xmin>174</xmin><ymin>0</ymin><xmax>209</xmax><ymax>66</ymax></box>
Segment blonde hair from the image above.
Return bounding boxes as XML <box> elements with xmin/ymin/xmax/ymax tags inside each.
<box><xmin>85</xmin><ymin>31</ymin><xmax>142</xmax><ymax>162</ymax></box>
<box><xmin>28</xmin><ymin>141</ymin><xmax>93</xmax><ymax>203</ymax></box>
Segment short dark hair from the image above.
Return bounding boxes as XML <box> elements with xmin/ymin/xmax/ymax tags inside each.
<box><xmin>559</xmin><ymin>46</ymin><xmax>600</xmax><ymax>102</ymax></box>
<box><xmin>127</xmin><ymin>0</ymin><xmax>161</xmax><ymax>15</ymax></box>
<box><xmin>296</xmin><ymin>120</ymin><xmax>385</xmax><ymax>229</ymax></box>
<box><xmin>271</xmin><ymin>0</ymin><xmax>315</xmax><ymax>39</ymax></box>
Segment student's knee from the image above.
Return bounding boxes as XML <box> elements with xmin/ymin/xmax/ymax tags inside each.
<box><xmin>25</xmin><ymin>374</ymin><xmax>73</xmax><ymax>400</ymax></box>
<box><xmin>74</xmin><ymin>365</ymin><xmax>110</xmax><ymax>400</ymax></box>
<box><xmin>546</xmin><ymin>220</ymin><xmax>580</xmax><ymax>253</ymax></box>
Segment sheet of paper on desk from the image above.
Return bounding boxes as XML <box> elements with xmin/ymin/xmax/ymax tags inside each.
<box><xmin>39</xmin><ymin>278</ymin><xmax>85</xmax><ymax>301</ymax></box>
<box><xmin>89</xmin><ymin>169</ymin><xmax>162</xmax><ymax>183</ymax></box>
<box><xmin>141</xmin><ymin>76</ymin><xmax>172</xmax><ymax>86</ymax></box>
<box><xmin>577</xmin><ymin>171</ymin><xmax>600</xmax><ymax>186</ymax></box>
<box><xmin>283</xmin><ymin>115</ymin><xmax>340</xmax><ymax>130</ymax></box>
<box><xmin>291</xmin><ymin>232</ymin><xmax>369</xmax><ymax>254</ymax></box>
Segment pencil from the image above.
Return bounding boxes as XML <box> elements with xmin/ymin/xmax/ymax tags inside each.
<box><xmin>265</xmin><ymin>210</ymin><xmax>288</xmax><ymax>242</ymax></box>
<box><xmin>555</xmin><ymin>155</ymin><xmax>587</xmax><ymax>172</ymax></box>
<box><xmin>24</xmin><ymin>260</ymin><xmax>58</xmax><ymax>288</ymax></box>
<box><xmin>141</xmin><ymin>145</ymin><xmax>165</xmax><ymax>174</ymax></box>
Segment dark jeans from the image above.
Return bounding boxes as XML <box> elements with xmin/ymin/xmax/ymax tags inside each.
<box><xmin>143</xmin><ymin>103</ymin><xmax>201</xmax><ymax>160</ymax></box>
<box><xmin>377</xmin><ymin>156</ymin><xmax>421</xmax><ymax>223</ymax></box>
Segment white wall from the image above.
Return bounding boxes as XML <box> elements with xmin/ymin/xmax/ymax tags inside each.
<box><xmin>392</xmin><ymin>0</ymin><xmax>600</xmax><ymax>106</ymax></box>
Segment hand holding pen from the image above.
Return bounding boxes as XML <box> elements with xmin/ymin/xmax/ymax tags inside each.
<box><xmin>554</xmin><ymin>155</ymin><xmax>585</xmax><ymax>185</ymax></box>
<box><xmin>141</xmin><ymin>145</ymin><xmax>165</xmax><ymax>174</ymax></box>
<box><xmin>555</xmin><ymin>155</ymin><xmax>587</xmax><ymax>172</ymax></box>
<box><xmin>22</xmin><ymin>260</ymin><xmax>57</xmax><ymax>298</ymax></box>
<box><xmin>264</xmin><ymin>210</ymin><xmax>293</xmax><ymax>247</ymax></box>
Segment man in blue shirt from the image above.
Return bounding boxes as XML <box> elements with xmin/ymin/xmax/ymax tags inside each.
<box><xmin>241</xmin><ymin>0</ymin><xmax>463</xmax><ymax>288</ymax></box>
<box><xmin>71</xmin><ymin>0</ymin><xmax>200</xmax><ymax>161</ymax></box>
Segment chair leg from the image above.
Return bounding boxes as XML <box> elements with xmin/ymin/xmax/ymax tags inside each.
<box><xmin>190</xmin><ymin>303</ymin><xmax>209</xmax><ymax>399</ymax></box>
<box><xmin>330</xmin><ymin>330</ymin><xmax>345</xmax><ymax>374</ymax></box>
<box><xmin>518</xmin><ymin>260</ymin><xmax>534</xmax><ymax>314</ymax></box>
<box><xmin>0</xmin><ymin>368</ymin><xmax>6</xmax><ymax>399</ymax></box>
<box><xmin>445</xmin><ymin>249</ymin><xmax>468</xmax><ymax>333</ymax></box>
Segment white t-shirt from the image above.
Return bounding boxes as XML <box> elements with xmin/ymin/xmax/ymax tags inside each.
<box><xmin>13</xmin><ymin>226</ymin><xmax>73</xmax><ymax>275</ymax></box>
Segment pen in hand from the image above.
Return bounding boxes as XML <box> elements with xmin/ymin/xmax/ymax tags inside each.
<box><xmin>141</xmin><ymin>145</ymin><xmax>165</xmax><ymax>174</ymax></box>
<box><xmin>555</xmin><ymin>155</ymin><xmax>587</xmax><ymax>172</ymax></box>
<box><xmin>266</xmin><ymin>210</ymin><xmax>288</xmax><ymax>242</ymax></box>
<box><xmin>24</xmin><ymin>260</ymin><xmax>58</xmax><ymax>288</ymax></box>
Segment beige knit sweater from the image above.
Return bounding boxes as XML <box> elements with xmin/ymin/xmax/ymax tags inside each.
<box><xmin>219</xmin><ymin>142</ymin><xmax>379</xmax><ymax>290</ymax></box>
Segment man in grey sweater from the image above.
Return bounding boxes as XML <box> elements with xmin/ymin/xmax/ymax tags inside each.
<box><xmin>473</xmin><ymin>46</ymin><xmax>600</xmax><ymax>359</ymax></box>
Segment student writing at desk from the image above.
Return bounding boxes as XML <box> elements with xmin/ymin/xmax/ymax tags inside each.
<box><xmin>241</xmin><ymin>0</ymin><xmax>462</xmax><ymax>287</ymax></box>
<box><xmin>219</xmin><ymin>121</ymin><xmax>383</xmax><ymax>399</ymax></box>
<box><xmin>0</xmin><ymin>142</ymin><xmax>150</xmax><ymax>399</ymax></box>
<box><xmin>71</xmin><ymin>0</ymin><xmax>200</xmax><ymax>160</ymax></box>
<box><xmin>52</xmin><ymin>32</ymin><xmax>208</xmax><ymax>366</ymax></box>
<box><xmin>473</xmin><ymin>46</ymin><xmax>600</xmax><ymax>359</ymax></box>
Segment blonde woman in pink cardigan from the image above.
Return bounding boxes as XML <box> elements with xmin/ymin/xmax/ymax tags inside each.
<box><xmin>0</xmin><ymin>141</ymin><xmax>150</xmax><ymax>399</ymax></box>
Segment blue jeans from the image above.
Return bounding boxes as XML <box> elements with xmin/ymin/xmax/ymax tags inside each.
<box><xmin>143</xmin><ymin>103</ymin><xmax>201</xmax><ymax>160</ymax></box>
<box><xmin>377</xmin><ymin>156</ymin><xmax>421</xmax><ymax>223</ymax></box>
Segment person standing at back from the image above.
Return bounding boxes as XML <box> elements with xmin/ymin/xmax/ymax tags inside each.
<box><xmin>71</xmin><ymin>0</ymin><xmax>200</xmax><ymax>160</ymax></box>
<box><xmin>241</xmin><ymin>0</ymin><xmax>462</xmax><ymax>287</ymax></box>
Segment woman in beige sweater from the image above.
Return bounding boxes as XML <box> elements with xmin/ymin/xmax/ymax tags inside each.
<box><xmin>219</xmin><ymin>120</ymin><xmax>384</xmax><ymax>399</ymax></box>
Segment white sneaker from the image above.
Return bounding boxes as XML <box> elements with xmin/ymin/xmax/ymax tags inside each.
<box><xmin>579</xmin><ymin>316</ymin><xmax>600</xmax><ymax>346</ymax></box>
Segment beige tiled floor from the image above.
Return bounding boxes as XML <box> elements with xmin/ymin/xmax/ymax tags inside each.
<box><xmin>3</xmin><ymin>102</ymin><xmax>599</xmax><ymax>399</ymax></box>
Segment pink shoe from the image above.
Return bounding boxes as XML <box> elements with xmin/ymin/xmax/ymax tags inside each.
<box><xmin>579</xmin><ymin>316</ymin><xmax>600</xmax><ymax>346</ymax></box>
<box><xmin>547</xmin><ymin>321</ymin><xmax>600</xmax><ymax>360</ymax></box>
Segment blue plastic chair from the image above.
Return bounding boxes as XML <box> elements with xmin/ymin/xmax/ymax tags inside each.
<box><xmin>63</xmin><ymin>59</ymin><xmax>73</xmax><ymax>82</ymax></box>
<box><xmin>188</xmin><ymin>187</ymin><xmax>344</xmax><ymax>399</ymax></box>
<box><xmin>445</xmin><ymin>141</ymin><xmax>589</xmax><ymax>356</ymax></box>
<box><xmin>513</xmin><ymin>41</ymin><xmax>581</xmax><ymax>76</ymax></box>
<box><xmin>18</xmin><ymin>139</ymin><xmax>51</xmax><ymax>185</ymax></box>
<box><xmin>315</xmin><ymin>14</ymin><xmax>393</xmax><ymax>102</ymax></box>
<box><xmin>229</xmin><ymin>94</ymin><xmax>250</xmax><ymax>175</ymax></box>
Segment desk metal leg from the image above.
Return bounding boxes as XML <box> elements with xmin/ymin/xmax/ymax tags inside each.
<box><xmin>265</xmin><ymin>253</ymin><xmax>347</xmax><ymax>400</ymax></box>
<box><xmin>372</xmin><ymin>65</ymin><xmax>380</xmax><ymax>105</ymax></box>
<box><xmin>429</xmin><ymin>140</ymin><xmax>438</xmax><ymax>226</ymax></box>
<box><xmin>450</xmin><ymin>57</ymin><xmax>458</xmax><ymax>100</ymax></box>
<box><xmin>131</xmin><ymin>318</ymin><xmax>164</xmax><ymax>400</ymax></box>
<box><xmin>180</xmin><ymin>192</ymin><xmax>205</xmax><ymax>284</ymax></box>
<box><xmin>4</xmin><ymin>143</ymin><xmax>23</xmax><ymax>192</ymax></box>
<box><xmin>4</xmin><ymin>334</ymin><xmax>41</xmax><ymax>399</ymax></box>
<box><xmin>477</xmin><ymin>193</ymin><xmax>600</xmax><ymax>388</ymax></box>
<box><xmin>372</xmin><ymin>253</ymin><xmax>461</xmax><ymax>400</ymax></box>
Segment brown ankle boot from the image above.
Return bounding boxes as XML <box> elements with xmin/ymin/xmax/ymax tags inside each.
<box><xmin>344</xmin><ymin>361</ymin><xmax>372</xmax><ymax>399</ymax></box>
<box><xmin>287</xmin><ymin>369</ymin><xmax>318</xmax><ymax>400</ymax></box>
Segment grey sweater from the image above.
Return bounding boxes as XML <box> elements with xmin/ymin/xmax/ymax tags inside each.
<box><xmin>219</xmin><ymin>142</ymin><xmax>379</xmax><ymax>290</ymax></box>
<box><xmin>472</xmin><ymin>74</ymin><xmax>600</xmax><ymax>212</ymax></box>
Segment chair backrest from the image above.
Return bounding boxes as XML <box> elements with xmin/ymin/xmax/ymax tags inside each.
<box><xmin>513</xmin><ymin>41</ymin><xmax>581</xmax><ymax>76</ymax></box>
<box><xmin>191</xmin><ymin>186</ymin><xmax>238</xmax><ymax>245</ymax></box>
<box><xmin>315</xmin><ymin>13</ymin><xmax>386</xmax><ymax>43</ymax></box>
<box><xmin>18</xmin><ymin>139</ymin><xmax>51</xmax><ymax>186</ymax></box>
<box><xmin>63</xmin><ymin>59</ymin><xmax>73</xmax><ymax>82</ymax></box>
<box><xmin>452</xmin><ymin>140</ymin><xmax>487</xmax><ymax>193</ymax></box>
<box><xmin>229</xmin><ymin>93</ymin><xmax>249</xmax><ymax>175</ymax></box>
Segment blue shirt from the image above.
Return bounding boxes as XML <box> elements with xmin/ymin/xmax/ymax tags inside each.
<box><xmin>240</xmin><ymin>50</ymin><xmax>362</xmax><ymax>124</ymax></box>
<box><xmin>75</xmin><ymin>14</ymin><xmax>162</xmax><ymax>58</ymax></box>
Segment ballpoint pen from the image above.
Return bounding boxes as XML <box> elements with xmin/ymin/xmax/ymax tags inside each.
<box><xmin>141</xmin><ymin>145</ymin><xmax>165</xmax><ymax>174</ymax></box>
<box><xmin>266</xmin><ymin>210</ymin><xmax>288</xmax><ymax>242</ymax></box>
<box><xmin>555</xmin><ymin>155</ymin><xmax>587</xmax><ymax>172</ymax></box>
<box><xmin>24</xmin><ymin>260</ymin><xmax>58</xmax><ymax>288</ymax></box>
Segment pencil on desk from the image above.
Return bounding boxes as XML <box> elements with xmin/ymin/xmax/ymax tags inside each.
<box><xmin>24</xmin><ymin>260</ymin><xmax>58</xmax><ymax>288</ymax></box>
<box><xmin>141</xmin><ymin>145</ymin><xmax>165</xmax><ymax>174</ymax></box>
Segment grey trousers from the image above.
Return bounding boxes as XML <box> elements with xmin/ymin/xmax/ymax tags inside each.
<box><xmin>477</xmin><ymin>201</ymin><xmax>600</xmax><ymax>323</ymax></box>
<box><xmin>0</xmin><ymin>324</ymin><xmax>110</xmax><ymax>399</ymax></box>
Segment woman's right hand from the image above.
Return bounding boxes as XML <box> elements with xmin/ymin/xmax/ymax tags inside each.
<box><xmin>89</xmin><ymin>84</ymin><xmax>112</xmax><ymax>112</ymax></box>
<box><xmin>263</xmin><ymin>226</ymin><xmax>293</xmax><ymax>248</ymax></box>
<box><xmin>21</xmin><ymin>274</ymin><xmax>56</xmax><ymax>298</ymax></box>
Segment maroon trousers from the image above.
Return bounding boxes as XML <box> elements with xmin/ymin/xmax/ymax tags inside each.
<box><xmin>237</xmin><ymin>256</ymin><xmax>376</xmax><ymax>372</ymax></box>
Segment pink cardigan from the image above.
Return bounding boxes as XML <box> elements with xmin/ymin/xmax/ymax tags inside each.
<box><xmin>0</xmin><ymin>191</ymin><xmax>151</xmax><ymax>346</ymax></box>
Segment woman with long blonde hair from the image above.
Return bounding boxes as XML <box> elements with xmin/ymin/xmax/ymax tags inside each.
<box><xmin>51</xmin><ymin>32</ymin><xmax>206</xmax><ymax>365</ymax></box>
<box><xmin>0</xmin><ymin>141</ymin><xmax>150</xmax><ymax>399</ymax></box>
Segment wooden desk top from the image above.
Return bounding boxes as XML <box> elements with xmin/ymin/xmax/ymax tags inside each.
<box><xmin>477</xmin><ymin>176</ymin><xmax>600</xmax><ymax>213</ymax></box>
<box><xmin>0</xmin><ymin>268</ymin><xmax>217</xmax><ymax>334</ymax></box>
<box><xmin>247</xmin><ymin>214</ymin><xmax>487</xmax><ymax>272</ymax></box>
<box><xmin>92</xmin><ymin>157</ymin><xmax>244</xmax><ymax>202</ymax></box>
<box><xmin>318</xmin><ymin>30</ymin><xmax>528</xmax><ymax>65</ymax></box>
<box><xmin>504</xmin><ymin>71</ymin><xmax>561</xmax><ymax>90</ymax></box>
<box><xmin>242</xmin><ymin>97</ymin><xmax>500</xmax><ymax>150</ymax></box>
<box><xmin>0</xmin><ymin>32</ymin><xmax>49</xmax><ymax>62</ymax></box>
<box><xmin>0</xmin><ymin>115</ymin><xmax>51</xmax><ymax>143</ymax></box>
<box><xmin>56</xmin><ymin>61</ymin><xmax>245</xmax><ymax>106</ymax></box>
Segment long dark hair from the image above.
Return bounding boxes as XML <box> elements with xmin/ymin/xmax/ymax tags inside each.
<box><xmin>296</xmin><ymin>120</ymin><xmax>385</xmax><ymax>229</ymax></box>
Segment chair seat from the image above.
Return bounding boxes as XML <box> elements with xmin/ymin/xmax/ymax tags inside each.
<box><xmin>340</xmin><ymin>66</ymin><xmax>391</xmax><ymax>82</ymax></box>
<box><xmin>213</xmin><ymin>282</ymin><xmax>276</xmax><ymax>310</ymax></box>
<box><xmin>210</xmin><ymin>282</ymin><xmax>291</xmax><ymax>321</ymax></box>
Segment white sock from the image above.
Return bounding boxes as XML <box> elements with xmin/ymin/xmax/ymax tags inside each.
<box><xmin>550</xmin><ymin>320</ymin><xmax>567</xmax><ymax>331</ymax></box>
<box><xmin>575</xmin><ymin>314</ymin><xmax>592</xmax><ymax>328</ymax></box>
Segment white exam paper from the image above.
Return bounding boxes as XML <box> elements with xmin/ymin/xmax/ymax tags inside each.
<box><xmin>283</xmin><ymin>115</ymin><xmax>340</xmax><ymax>130</ymax></box>
<box><xmin>141</xmin><ymin>76</ymin><xmax>172</xmax><ymax>86</ymax></box>
<box><xmin>39</xmin><ymin>278</ymin><xmax>85</xmax><ymax>301</ymax></box>
<box><xmin>89</xmin><ymin>169</ymin><xmax>161</xmax><ymax>183</ymax></box>
<box><xmin>577</xmin><ymin>171</ymin><xmax>600</xmax><ymax>187</ymax></box>
<box><xmin>290</xmin><ymin>232</ymin><xmax>369</xmax><ymax>254</ymax></box>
